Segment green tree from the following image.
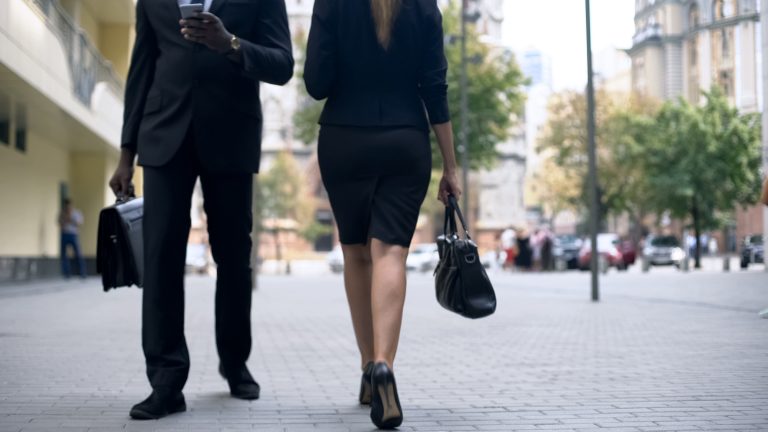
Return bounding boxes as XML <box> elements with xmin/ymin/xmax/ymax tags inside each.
<box><xmin>646</xmin><ymin>87</ymin><xmax>762</xmax><ymax>268</ymax></box>
<box><xmin>537</xmin><ymin>90</ymin><xmax>658</xmax><ymax>232</ymax></box>
<box><xmin>258</xmin><ymin>151</ymin><xmax>328</xmax><ymax>271</ymax></box>
<box><xmin>292</xmin><ymin>2</ymin><xmax>527</xmax><ymax>170</ymax></box>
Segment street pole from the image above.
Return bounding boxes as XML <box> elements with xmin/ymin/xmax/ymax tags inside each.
<box><xmin>460</xmin><ymin>0</ymin><xmax>470</xmax><ymax>221</ymax></box>
<box><xmin>761</xmin><ymin>0</ymin><xmax>768</xmax><ymax>274</ymax></box>
<box><xmin>585</xmin><ymin>0</ymin><xmax>600</xmax><ymax>301</ymax></box>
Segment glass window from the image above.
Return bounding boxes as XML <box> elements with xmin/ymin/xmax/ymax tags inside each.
<box><xmin>0</xmin><ymin>92</ymin><xmax>9</xmax><ymax>146</ymax></box>
<box><xmin>15</xmin><ymin>103</ymin><xmax>26</xmax><ymax>153</ymax></box>
<box><xmin>689</xmin><ymin>3</ymin><xmax>700</xmax><ymax>28</ymax></box>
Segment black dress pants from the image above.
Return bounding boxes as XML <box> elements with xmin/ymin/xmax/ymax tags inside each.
<box><xmin>141</xmin><ymin>131</ymin><xmax>254</xmax><ymax>392</ymax></box>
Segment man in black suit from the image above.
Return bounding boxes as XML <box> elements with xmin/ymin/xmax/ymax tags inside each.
<box><xmin>109</xmin><ymin>0</ymin><xmax>293</xmax><ymax>420</ymax></box>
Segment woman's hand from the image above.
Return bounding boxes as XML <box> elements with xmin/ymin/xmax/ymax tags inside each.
<box><xmin>438</xmin><ymin>169</ymin><xmax>462</xmax><ymax>205</ymax></box>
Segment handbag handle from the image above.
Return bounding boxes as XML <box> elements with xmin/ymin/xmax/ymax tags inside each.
<box><xmin>447</xmin><ymin>195</ymin><xmax>472</xmax><ymax>240</ymax></box>
<box><xmin>443</xmin><ymin>202</ymin><xmax>458</xmax><ymax>236</ymax></box>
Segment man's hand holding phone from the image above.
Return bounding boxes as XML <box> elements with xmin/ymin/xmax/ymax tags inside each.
<box><xmin>179</xmin><ymin>7</ymin><xmax>234</xmax><ymax>55</ymax></box>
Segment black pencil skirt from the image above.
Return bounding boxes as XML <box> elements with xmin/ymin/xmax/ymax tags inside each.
<box><xmin>318</xmin><ymin>125</ymin><xmax>432</xmax><ymax>248</ymax></box>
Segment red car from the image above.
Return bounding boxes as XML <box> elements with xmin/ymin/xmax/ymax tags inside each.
<box><xmin>578</xmin><ymin>233</ymin><xmax>628</xmax><ymax>271</ymax></box>
<box><xmin>618</xmin><ymin>240</ymin><xmax>637</xmax><ymax>266</ymax></box>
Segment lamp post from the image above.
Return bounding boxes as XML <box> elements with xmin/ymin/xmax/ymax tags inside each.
<box><xmin>460</xmin><ymin>0</ymin><xmax>470</xmax><ymax>219</ymax></box>
<box><xmin>585</xmin><ymin>0</ymin><xmax>600</xmax><ymax>301</ymax></box>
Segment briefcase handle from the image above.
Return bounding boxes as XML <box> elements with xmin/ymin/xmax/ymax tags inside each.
<box><xmin>115</xmin><ymin>184</ymin><xmax>137</xmax><ymax>205</ymax></box>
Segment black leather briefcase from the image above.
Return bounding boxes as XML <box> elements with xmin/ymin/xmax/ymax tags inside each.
<box><xmin>434</xmin><ymin>195</ymin><xmax>496</xmax><ymax>319</ymax></box>
<box><xmin>96</xmin><ymin>197</ymin><xmax>144</xmax><ymax>290</ymax></box>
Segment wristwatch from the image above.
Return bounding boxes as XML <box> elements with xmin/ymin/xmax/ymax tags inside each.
<box><xmin>229</xmin><ymin>34</ymin><xmax>241</xmax><ymax>53</ymax></box>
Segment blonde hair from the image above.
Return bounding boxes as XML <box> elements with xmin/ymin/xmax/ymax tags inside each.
<box><xmin>371</xmin><ymin>0</ymin><xmax>402</xmax><ymax>49</ymax></box>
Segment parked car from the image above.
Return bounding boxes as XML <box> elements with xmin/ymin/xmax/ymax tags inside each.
<box><xmin>406</xmin><ymin>243</ymin><xmax>440</xmax><ymax>273</ymax></box>
<box><xmin>553</xmin><ymin>234</ymin><xmax>582</xmax><ymax>270</ymax></box>
<box><xmin>643</xmin><ymin>235</ymin><xmax>686</xmax><ymax>267</ymax></box>
<box><xmin>578</xmin><ymin>233</ymin><xmax>626</xmax><ymax>271</ymax></box>
<box><xmin>740</xmin><ymin>234</ymin><xmax>764</xmax><ymax>269</ymax></box>
<box><xmin>185</xmin><ymin>243</ymin><xmax>210</xmax><ymax>275</ymax></box>
<box><xmin>327</xmin><ymin>245</ymin><xmax>344</xmax><ymax>274</ymax></box>
<box><xmin>618</xmin><ymin>240</ymin><xmax>637</xmax><ymax>267</ymax></box>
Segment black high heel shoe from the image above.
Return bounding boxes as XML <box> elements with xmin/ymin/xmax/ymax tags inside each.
<box><xmin>370</xmin><ymin>362</ymin><xmax>403</xmax><ymax>429</ymax></box>
<box><xmin>359</xmin><ymin>361</ymin><xmax>374</xmax><ymax>405</ymax></box>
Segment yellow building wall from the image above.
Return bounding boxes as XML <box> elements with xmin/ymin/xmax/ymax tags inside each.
<box><xmin>77</xmin><ymin>2</ymin><xmax>100</xmax><ymax>47</ymax></box>
<box><xmin>70</xmin><ymin>152</ymin><xmax>116</xmax><ymax>256</ymax></box>
<box><xmin>0</xmin><ymin>132</ymin><xmax>69</xmax><ymax>257</ymax></box>
<box><xmin>99</xmin><ymin>23</ymin><xmax>132</xmax><ymax>80</ymax></box>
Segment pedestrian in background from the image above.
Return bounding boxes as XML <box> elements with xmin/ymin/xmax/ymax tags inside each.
<box><xmin>58</xmin><ymin>199</ymin><xmax>86</xmax><ymax>279</ymax></box>
<box><xmin>500</xmin><ymin>226</ymin><xmax>517</xmax><ymax>270</ymax></box>
<box><xmin>515</xmin><ymin>229</ymin><xmax>533</xmax><ymax>271</ymax></box>
<box><xmin>304</xmin><ymin>0</ymin><xmax>461</xmax><ymax>428</ymax></box>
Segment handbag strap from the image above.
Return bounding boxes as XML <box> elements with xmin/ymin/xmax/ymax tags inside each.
<box><xmin>443</xmin><ymin>202</ymin><xmax>458</xmax><ymax>236</ymax></box>
<box><xmin>448</xmin><ymin>195</ymin><xmax>472</xmax><ymax>240</ymax></box>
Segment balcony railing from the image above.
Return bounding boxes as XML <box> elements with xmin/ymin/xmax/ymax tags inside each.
<box><xmin>632</xmin><ymin>23</ymin><xmax>663</xmax><ymax>45</ymax></box>
<box><xmin>27</xmin><ymin>0</ymin><xmax>124</xmax><ymax>105</ymax></box>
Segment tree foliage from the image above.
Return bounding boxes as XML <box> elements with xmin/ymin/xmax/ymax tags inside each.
<box><xmin>258</xmin><ymin>151</ymin><xmax>329</xmax><ymax>261</ymax></box>
<box><xmin>645</xmin><ymin>87</ymin><xmax>762</xmax><ymax>266</ymax></box>
<box><xmin>537</xmin><ymin>90</ymin><xmax>658</xmax><ymax>229</ymax></box>
<box><xmin>538</xmin><ymin>86</ymin><xmax>762</xmax><ymax>267</ymax></box>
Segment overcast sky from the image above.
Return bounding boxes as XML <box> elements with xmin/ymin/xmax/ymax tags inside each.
<box><xmin>502</xmin><ymin>0</ymin><xmax>636</xmax><ymax>91</ymax></box>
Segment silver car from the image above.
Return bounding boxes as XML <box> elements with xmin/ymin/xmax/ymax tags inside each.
<box><xmin>643</xmin><ymin>235</ymin><xmax>686</xmax><ymax>267</ymax></box>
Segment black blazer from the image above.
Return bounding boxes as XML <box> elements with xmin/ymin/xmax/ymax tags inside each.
<box><xmin>304</xmin><ymin>0</ymin><xmax>449</xmax><ymax>131</ymax></box>
<box><xmin>121</xmin><ymin>0</ymin><xmax>294</xmax><ymax>173</ymax></box>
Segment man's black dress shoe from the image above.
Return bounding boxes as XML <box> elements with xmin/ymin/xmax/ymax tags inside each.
<box><xmin>370</xmin><ymin>362</ymin><xmax>403</xmax><ymax>429</ymax></box>
<box><xmin>219</xmin><ymin>363</ymin><xmax>261</xmax><ymax>400</ymax></box>
<box><xmin>129</xmin><ymin>390</ymin><xmax>186</xmax><ymax>420</ymax></box>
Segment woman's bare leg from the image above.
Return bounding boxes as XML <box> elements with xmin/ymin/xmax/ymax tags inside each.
<box><xmin>369</xmin><ymin>238</ymin><xmax>409</xmax><ymax>369</ymax></box>
<box><xmin>341</xmin><ymin>244</ymin><xmax>374</xmax><ymax>369</ymax></box>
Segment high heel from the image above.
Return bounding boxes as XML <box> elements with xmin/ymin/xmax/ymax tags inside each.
<box><xmin>369</xmin><ymin>362</ymin><xmax>403</xmax><ymax>429</ymax></box>
<box><xmin>359</xmin><ymin>361</ymin><xmax>374</xmax><ymax>405</ymax></box>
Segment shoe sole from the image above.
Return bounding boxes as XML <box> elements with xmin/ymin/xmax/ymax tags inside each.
<box><xmin>230</xmin><ymin>391</ymin><xmax>260</xmax><ymax>400</ymax></box>
<box><xmin>371</xmin><ymin>382</ymin><xmax>402</xmax><ymax>429</ymax></box>
<box><xmin>129</xmin><ymin>403</ymin><xmax>186</xmax><ymax>420</ymax></box>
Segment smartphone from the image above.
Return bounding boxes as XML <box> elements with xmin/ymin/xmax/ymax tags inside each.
<box><xmin>180</xmin><ymin>3</ymin><xmax>203</xmax><ymax>19</ymax></box>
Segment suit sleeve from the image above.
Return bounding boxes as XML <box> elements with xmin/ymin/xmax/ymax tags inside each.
<box><xmin>418</xmin><ymin>0</ymin><xmax>450</xmax><ymax>125</ymax></box>
<box><xmin>240</xmin><ymin>0</ymin><xmax>294</xmax><ymax>85</ymax></box>
<box><xmin>303</xmin><ymin>0</ymin><xmax>336</xmax><ymax>100</ymax></box>
<box><xmin>120</xmin><ymin>0</ymin><xmax>158</xmax><ymax>152</ymax></box>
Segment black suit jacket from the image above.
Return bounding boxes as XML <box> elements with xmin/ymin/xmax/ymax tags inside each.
<box><xmin>121</xmin><ymin>0</ymin><xmax>294</xmax><ymax>173</ymax></box>
<box><xmin>304</xmin><ymin>0</ymin><xmax>450</xmax><ymax>131</ymax></box>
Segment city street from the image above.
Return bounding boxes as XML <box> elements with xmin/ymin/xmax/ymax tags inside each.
<box><xmin>1</xmin><ymin>268</ymin><xmax>767</xmax><ymax>432</ymax></box>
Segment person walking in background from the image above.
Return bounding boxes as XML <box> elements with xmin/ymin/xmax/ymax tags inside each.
<box><xmin>58</xmin><ymin>199</ymin><xmax>86</xmax><ymax>279</ymax></box>
<box><xmin>304</xmin><ymin>0</ymin><xmax>461</xmax><ymax>428</ymax></box>
<box><xmin>515</xmin><ymin>229</ymin><xmax>533</xmax><ymax>271</ymax></box>
<box><xmin>500</xmin><ymin>226</ymin><xmax>517</xmax><ymax>271</ymax></box>
<box><xmin>109</xmin><ymin>0</ymin><xmax>293</xmax><ymax>420</ymax></box>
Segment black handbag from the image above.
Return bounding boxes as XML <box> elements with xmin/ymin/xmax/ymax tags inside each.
<box><xmin>434</xmin><ymin>195</ymin><xmax>496</xmax><ymax>319</ymax></box>
<box><xmin>96</xmin><ymin>196</ymin><xmax>144</xmax><ymax>290</ymax></box>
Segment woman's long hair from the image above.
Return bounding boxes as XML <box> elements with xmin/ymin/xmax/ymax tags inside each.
<box><xmin>371</xmin><ymin>0</ymin><xmax>402</xmax><ymax>49</ymax></box>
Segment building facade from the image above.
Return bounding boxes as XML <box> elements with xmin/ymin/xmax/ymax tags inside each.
<box><xmin>628</xmin><ymin>0</ymin><xmax>763</xmax><ymax>245</ymax></box>
<box><xmin>0</xmin><ymin>0</ymin><xmax>133</xmax><ymax>282</ymax></box>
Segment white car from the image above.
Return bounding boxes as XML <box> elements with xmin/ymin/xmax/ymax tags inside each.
<box><xmin>406</xmin><ymin>244</ymin><xmax>440</xmax><ymax>273</ymax></box>
<box><xmin>326</xmin><ymin>245</ymin><xmax>344</xmax><ymax>274</ymax></box>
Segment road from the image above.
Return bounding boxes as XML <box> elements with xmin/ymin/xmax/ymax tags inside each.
<box><xmin>0</xmin><ymin>269</ymin><xmax>766</xmax><ymax>431</ymax></box>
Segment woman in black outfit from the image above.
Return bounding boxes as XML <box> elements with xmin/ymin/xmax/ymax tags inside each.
<box><xmin>304</xmin><ymin>0</ymin><xmax>460</xmax><ymax>429</ymax></box>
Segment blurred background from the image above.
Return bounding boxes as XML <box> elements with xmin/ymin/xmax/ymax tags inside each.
<box><xmin>0</xmin><ymin>0</ymin><xmax>765</xmax><ymax>282</ymax></box>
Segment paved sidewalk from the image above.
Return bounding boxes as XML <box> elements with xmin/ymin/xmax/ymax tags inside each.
<box><xmin>0</xmin><ymin>270</ymin><xmax>767</xmax><ymax>432</ymax></box>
